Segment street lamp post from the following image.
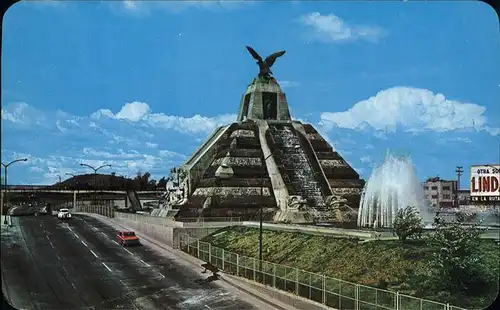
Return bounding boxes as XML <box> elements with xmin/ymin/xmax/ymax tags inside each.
<box><xmin>80</xmin><ymin>164</ymin><xmax>111</xmax><ymax>206</ymax></box>
<box><xmin>1</xmin><ymin>158</ymin><xmax>28</xmax><ymax>224</ymax></box>
<box><xmin>259</xmin><ymin>153</ymin><xmax>273</xmax><ymax>266</ymax></box>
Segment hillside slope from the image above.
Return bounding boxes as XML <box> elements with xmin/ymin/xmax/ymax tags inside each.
<box><xmin>201</xmin><ymin>226</ymin><xmax>499</xmax><ymax>309</ymax></box>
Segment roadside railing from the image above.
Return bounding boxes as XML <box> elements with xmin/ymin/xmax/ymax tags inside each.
<box><xmin>179</xmin><ymin>217</ymin><xmax>241</xmax><ymax>223</ymax></box>
<box><xmin>112</xmin><ymin>212</ymin><xmax>242</xmax><ymax>227</ymax></box>
<box><xmin>179</xmin><ymin>234</ymin><xmax>467</xmax><ymax>310</ymax></box>
<box><xmin>74</xmin><ymin>205</ymin><xmax>114</xmax><ymax>218</ymax></box>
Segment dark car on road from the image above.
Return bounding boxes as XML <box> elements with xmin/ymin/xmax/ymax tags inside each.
<box><xmin>8</xmin><ymin>204</ymin><xmax>49</xmax><ymax>217</ymax></box>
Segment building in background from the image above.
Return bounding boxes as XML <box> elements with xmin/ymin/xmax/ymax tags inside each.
<box><xmin>457</xmin><ymin>189</ymin><xmax>472</xmax><ymax>205</ymax></box>
<box><xmin>422</xmin><ymin>177</ymin><xmax>458</xmax><ymax>209</ymax></box>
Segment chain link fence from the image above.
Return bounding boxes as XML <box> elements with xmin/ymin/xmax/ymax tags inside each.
<box><xmin>179</xmin><ymin>234</ymin><xmax>467</xmax><ymax>310</ymax></box>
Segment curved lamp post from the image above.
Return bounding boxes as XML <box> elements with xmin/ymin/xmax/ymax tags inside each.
<box><xmin>80</xmin><ymin>164</ymin><xmax>111</xmax><ymax>204</ymax></box>
<box><xmin>1</xmin><ymin>158</ymin><xmax>28</xmax><ymax>224</ymax></box>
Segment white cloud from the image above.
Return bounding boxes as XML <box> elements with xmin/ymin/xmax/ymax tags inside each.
<box><xmin>117</xmin><ymin>0</ymin><xmax>254</xmax><ymax>15</ymax></box>
<box><xmin>147</xmin><ymin>112</ymin><xmax>236</xmax><ymax>133</ymax></box>
<box><xmin>158</xmin><ymin>150</ymin><xmax>186</xmax><ymax>158</ymax></box>
<box><xmin>360</xmin><ymin>156</ymin><xmax>372</xmax><ymax>164</ymax></box>
<box><xmin>279</xmin><ymin>80</ymin><xmax>300</xmax><ymax>89</ymax></box>
<box><xmin>2</xmin><ymin>101</ymin><xmax>236</xmax><ymax>139</ymax></box>
<box><xmin>300</xmin><ymin>12</ymin><xmax>386</xmax><ymax>43</ymax></box>
<box><xmin>82</xmin><ymin>101</ymin><xmax>235</xmax><ymax>134</ymax></box>
<box><xmin>1</xmin><ymin>102</ymin><xmax>47</xmax><ymax>126</ymax></box>
<box><xmin>145</xmin><ymin>142</ymin><xmax>158</xmax><ymax>149</ymax></box>
<box><xmin>1</xmin><ymin>101</ymin><xmax>237</xmax><ymax>184</ymax></box>
<box><xmin>123</xmin><ymin>0</ymin><xmax>137</xmax><ymax>11</ymax></box>
<box><xmin>115</xmin><ymin>101</ymin><xmax>151</xmax><ymax>121</ymax></box>
<box><xmin>436</xmin><ymin>137</ymin><xmax>473</xmax><ymax>145</ymax></box>
<box><xmin>320</xmin><ymin>86</ymin><xmax>498</xmax><ymax>135</ymax></box>
<box><xmin>27</xmin><ymin>0</ymin><xmax>67</xmax><ymax>8</ymax></box>
<box><xmin>2</xmin><ymin>147</ymin><xmax>186</xmax><ymax>185</ymax></box>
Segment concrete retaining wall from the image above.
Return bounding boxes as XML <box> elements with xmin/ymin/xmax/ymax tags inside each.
<box><xmin>113</xmin><ymin>213</ymin><xmax>222</xmax><ymax>248</ymax></box>
<box><xmin>114</xmin><ymin>217</ymin><xmax>175</xmax><ymax>246</ymax></box>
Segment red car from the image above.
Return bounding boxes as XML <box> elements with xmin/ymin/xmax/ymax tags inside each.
<box><xmin>117</xmin><ymin>231</ymin><xmax>140</xmax><ymax>247</ymax></box>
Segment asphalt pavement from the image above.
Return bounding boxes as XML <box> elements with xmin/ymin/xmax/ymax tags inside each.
<box><xmin>1</xmin><ymin>214</ymin><xmax>259</xmax><ymax>309</ymax></box>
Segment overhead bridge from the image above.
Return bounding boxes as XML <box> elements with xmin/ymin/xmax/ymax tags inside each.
<box><xmin>3</xmin><ymin>187</ymin><xmax>164</xmax><ymax>196</ymax></box>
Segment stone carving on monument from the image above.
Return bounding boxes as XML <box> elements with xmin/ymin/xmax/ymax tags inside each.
<box><xmin>287</xmin><ymin>195</ymin><xmax>308</xmax><ymax>211</ymax></box>
<box><xmin>173</xmin><ymin>46</ymin><xmax>365</xmax><ymax>223</ymax></box>
<box><xmin>325</xmin><ymin>195</ymin><xmax>358</xmax><ymax>224</ymax></box>
<box><xmin>165</xmin><ymin>168</ymin><xmax>188</xmax><ymax>205</ymax></box>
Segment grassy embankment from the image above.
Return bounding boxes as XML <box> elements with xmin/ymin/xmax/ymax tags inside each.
<box><xmin>201</xmin><ymin>226</ymin><xmax>499</xmax><ymax>309</ymax></box>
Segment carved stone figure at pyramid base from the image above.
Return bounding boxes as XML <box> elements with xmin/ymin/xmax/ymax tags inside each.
<box><xmin>172</xmin><ymin>73</ymin><xmax>365</xmax><ymax>223</ymax></box>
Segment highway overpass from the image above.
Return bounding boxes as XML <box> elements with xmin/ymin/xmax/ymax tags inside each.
<box><xmin>3</xmin><ymin>185</ymin><xmax>163</xmax><ymax>195</ymax></box>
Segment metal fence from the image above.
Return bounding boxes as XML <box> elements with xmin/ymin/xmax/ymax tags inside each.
<box><xmin>179</xmin><ymin>234</ymin><xmax>467</xmax><ymax>310</ymax></box>
<box><xmin>74</xmin><ymin>205</ymin><xmax>115</xmax><ymax>218</ymax></box>
<box><xmin>179</xmin><ymin>217</ymin><xmax>242</xmax><ymax>223</ymax></box>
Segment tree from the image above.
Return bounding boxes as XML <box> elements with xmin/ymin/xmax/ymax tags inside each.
<box><xmin>157</xmin><ymin>177</ymin><xmax>167</xmax><ymax>189</ymax></box>
<box><xmin>393</xmin><ymin>206</ymin><xmax>424</xmax><ymax>242</ymax></box>
<box><xmin>148</xmin><ymin>179</ymin><xmax>157</xmax><ymax>190</ymax></box>
<box><xmin>426</xmin><ymin>213</ymin><xmax>491</xmax><ymax>296</ymax></box>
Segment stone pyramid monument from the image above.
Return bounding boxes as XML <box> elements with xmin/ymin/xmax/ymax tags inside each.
<box><xmin>174</xmin><ymin>47</ymin><xmax>365</xmax><ymax>223</ymax></box>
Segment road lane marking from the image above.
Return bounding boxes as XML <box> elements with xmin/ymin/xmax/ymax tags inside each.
<box><xmin>45</xmin><ymin>235</ymin><xmax>50</xmax><ymax>241</ymax></box>
<box><xmin>205</xmin><ymin>305</ymin><xmax>212</xmax><ymax>309</ymax></box>
<box><xmin>159</xmin><ymin>273</ymin><xmax>165</xmax><ymax>278</ymax></box>
<box><xmin>67</xmin><ymin>227</ymin><xmax>73</xmax><ymax>232</ymax></box>
<box><xmin>140</xmin><ymin>259</ymin><xmax>150</xmax><ymax>267</ymax></box>
<box><xmin>71</xmin><ymin>283</ymin><xmax>76</xmax><ymax>290</ymax></box>
<box><xmin>100</xmin><ymin>232</ymin><xmax>107</xmax><ymax>237</ymax></box>
<box><xmin>81</xmin><ymin>240</ymin><xmax>88</xmax><ymax>247</ymax></box>
<box><xmin>56</xmin><ymin>254</ymin><xmax>61</xmax><ymax>260</ymax></box>
<box><xmin>90</xmin><ymin>250</ymin><xmax>98</xmax><ymax>258</ymax></box>
<box><xmin>102</xmin><ymin>262</ymin><xmax>112</xmax><ymax>272</ymax></box>
<box><xmin>49</xmin><ymin>241</ymin><xmax>55</xmax><ymax>249</ymax></box>
<box><xmin>73</xmin><ymin>233</ymin><xmax>80</xmax><ymax>239</ymax></box>
<box><xmin>123</xmin><ymin>248</ymin><xmax>133</xmax><ymax>255</ymax></box>
<box><xmin>62</xmin><ymin>266</ymin><xmax>68</xmax><ymax>275</ymax></box>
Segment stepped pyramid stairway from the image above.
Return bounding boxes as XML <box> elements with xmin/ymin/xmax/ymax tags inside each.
<box><xmin>268</xmin><ymin>124</ymin><xmax>326</xmax><ymax>217</ymax></box>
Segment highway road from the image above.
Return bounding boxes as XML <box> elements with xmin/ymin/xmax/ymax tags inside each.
<box><xmin>1</xmin><ymin>215</ymin><xmax>261</xmax><ymax>309</ymax></box>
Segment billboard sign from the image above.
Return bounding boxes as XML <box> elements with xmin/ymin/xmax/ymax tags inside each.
<box><xmin>470</xmin><ymin>165</ymin><xmax>500</xmax><ymax>202</ymax></box>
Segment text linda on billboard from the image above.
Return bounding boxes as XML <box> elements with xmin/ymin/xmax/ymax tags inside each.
<box><xmin>470</xmin><ymin>166</ymin><xmax>500</xmax><ymax>195</ymax></box>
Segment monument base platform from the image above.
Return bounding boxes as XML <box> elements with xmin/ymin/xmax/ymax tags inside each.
<box><xmin>273</xmin><ymin>210</ymin><xmax>314</xmax><ymax>224</ymax></box>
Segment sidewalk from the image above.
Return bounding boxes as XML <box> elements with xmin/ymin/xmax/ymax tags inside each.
<box><xmin>79</xmin><ymin>213</ymin><xmax>314</xmax><ymax>310</ymax></box>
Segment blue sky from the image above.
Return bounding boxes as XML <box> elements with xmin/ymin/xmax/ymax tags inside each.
<box><xmin>1</xmin><ymin>0</ymin><xmax>499</xmax><ymax>187</ymax></box>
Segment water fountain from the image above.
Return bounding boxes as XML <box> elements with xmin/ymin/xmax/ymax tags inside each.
<box><xmin>357</xmin><ymin>152</ymin><xmax>433</xmax><ymax>228</ymax></box>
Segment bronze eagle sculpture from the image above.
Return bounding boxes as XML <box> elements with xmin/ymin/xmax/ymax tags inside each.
<box><xmin>246</xmin><ymin>46</ymin><xmax>286</xmax><ymax>78</ymax></box>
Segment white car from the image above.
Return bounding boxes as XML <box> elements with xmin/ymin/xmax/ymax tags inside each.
<box><xmin>57</xmin><ymin>208</ymin><xmax>72</xmax><ymax>219</ymax></box>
